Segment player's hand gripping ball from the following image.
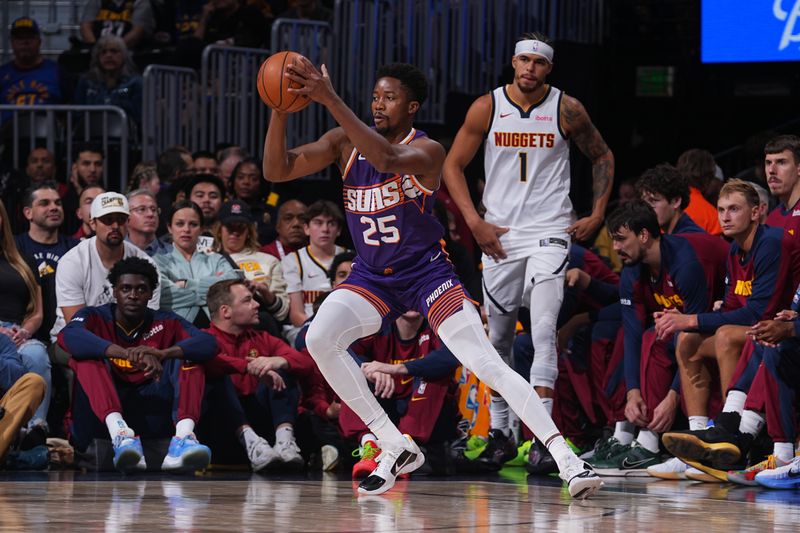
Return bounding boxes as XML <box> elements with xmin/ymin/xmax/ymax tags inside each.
<box><xmin>257</xmin><ymin>51</ymin><xmax>312</xmax><ymax>113</ymax></box>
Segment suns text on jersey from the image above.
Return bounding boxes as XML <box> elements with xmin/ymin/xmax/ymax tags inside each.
<box><xmin>344</xmin><ymin>175</ymin><xmax>423</xmax><ymax>214</ymax></box>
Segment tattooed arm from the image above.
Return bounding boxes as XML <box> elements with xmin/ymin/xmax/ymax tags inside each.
<box><xmin>561</xmin><ymin>95</ymin><xmax>614</xmax><ymax>242</ymax></box>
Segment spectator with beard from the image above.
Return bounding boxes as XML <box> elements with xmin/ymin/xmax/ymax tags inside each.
<box><xmin>62</xmin><ymin>144</ymin><xmax>104</xmax><ymax>235</ymax></box>
<box><xmin>186</xmin><ymin>173</ymin><xmax>226</xmax><ymax>253</ymax></box>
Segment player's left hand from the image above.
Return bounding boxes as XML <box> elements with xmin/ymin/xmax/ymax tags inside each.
<box><xmin>263</xmin><ymin>369</ymin><xmax>286</xmax><ymax>391</ymax></box>
<box><xmin>747</xmin><ymin>319</ymin><xmax>795</xmax><ymax>347</ymax></box>
<box><xmin>654</xmin><ymin>308</ymin><xmax>690</xmax><ymax>339</ymax></box>
<box><xmin>648</xmin><ymin>391</ymin><xmax>678</xmax><ymax>433</ymax></box>
<box><xmin>361</xmin><ymin>361</ymin><xmax>398</xmax><ymax>377</ymax></box>
<box><xmin>126</xmin><ymin>346</ymin><xmax>164</xmax><ymax>364</ymax></box>
<box><xmin>372</xmin><ymin>372</ymin><xmax>395</xmax><ymax>398</ymax></box>
<box><xmin>138</xmin><ymin>353</ymin><xmax>163</xmax><ymax>380</ymax></box>
<box><xmin>285</xmin><ymin>57</ymin><xmax>336</xmax><ymax>106</ymax></box>
<box><xmin>566</xmin><ymin>215</ymin><xmax>603</xmax><ymax>243</ymax></box>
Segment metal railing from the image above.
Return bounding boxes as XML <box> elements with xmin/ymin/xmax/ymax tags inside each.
<box><xmin>270</xmin><ymin>19</ymin><xmax>333</xmax><ymax>172</ymax></box>
<box><xmin>200</xmin><ymin>45</ymin><xmax>271</xmax><ymax>160</ymax></box>
<box><xmin>0</xmin><ymin>104</ymin><xmax>130</xmax><ymax>190</ymax></box>
<box><xmin>141</xmin><ymin>64</ymin><xmax>200</xmax><ymax>161</ymax></box>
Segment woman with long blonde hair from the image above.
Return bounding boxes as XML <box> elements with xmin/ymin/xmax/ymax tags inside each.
<box><xmin>0</xmin><ymin>198</ymin><xmax>51</xmax><ymax>441</ymax></box>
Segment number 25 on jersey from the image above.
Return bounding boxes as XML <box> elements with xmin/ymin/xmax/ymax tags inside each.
<box><xmin>360</xmin><ymin>215</ymin><xmax>400</xmax><ymax>246</ymax></box>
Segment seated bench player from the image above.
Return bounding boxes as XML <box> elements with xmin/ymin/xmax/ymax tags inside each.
<box><xmin>58</xmin><ymin>257</ymin><xmax>217</xmax><ymax>473</ymax></box>
<box><xmin>202</xmin><ymin>279</ymin><xmax>313</xmax><ymax>470</ymax></box>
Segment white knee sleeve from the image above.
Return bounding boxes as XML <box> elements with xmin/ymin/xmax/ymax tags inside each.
<box><xmin>528</xmin><ymin>277</ymin><xmax>562</xmax><ymax>389</ymax></box>
<box><xmin>305</xmin><ymin>290</ymin><xmax>405</xmax><ymax>447</ymax></box>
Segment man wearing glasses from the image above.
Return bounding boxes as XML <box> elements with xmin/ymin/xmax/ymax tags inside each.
<box><xmin>126</xmin><ymin>189</ymin><xmax>171</xmax><ymax>256</ymax></box>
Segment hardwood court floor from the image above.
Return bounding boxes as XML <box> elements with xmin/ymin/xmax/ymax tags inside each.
<box><xmin>1</xmin><ymin>469</ymin><xmax>799</xmax><ymax>532</ymax></box>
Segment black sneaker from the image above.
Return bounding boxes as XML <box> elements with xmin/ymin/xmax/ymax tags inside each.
<box><xmin>20</xmin><ymin>424</ymin><xmax>48</xmax><ymax>451</ymax></box>
<box><xmin>525</xmin><ymin>439</ymin><xmax>558</xmax><ymax>475</ymax></box>
<box><xmin>662</xmin><ymin>412</ymin><xmax>750</xmax><ymax>467</ymax></box>
<box><xmin>476</xmin><ymin>429</ymin><xmax>517</xmax><ymax>470</ymax></box>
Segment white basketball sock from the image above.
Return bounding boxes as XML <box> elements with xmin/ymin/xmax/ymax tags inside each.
<box><xmin>105</xmin><ymin>412</ymin><xmax>133</xmax><ymax>439</ymax></box>
<box><xmin>774</xmin><ymin>442</ymin><xmax>794</xmax><ymax>463</ymax></box>
<box><xmin>540</xmin><ymin>397</ymin><xmax>554</xmax><ymax>417</ymax></box>
<box><xmin>738</xmin><ymin>409</ymin><xmax>765</xmax><ymax>437</ymax></box>
<box><xmin>489</xmin><ymin>395</ymin><xmax>510</xmax><ymax>435</ymax></box>
<box><xmin>175</xmin><ymin>418</ymin><xmax>195</xmax><ymax>439</ymax></box>
<box><xmin>722</xmin><ymin>390</ymin><xmax>747</xmax><ymax>414</ymax></box>
<box><xmin>689</xmin><ymin>416</ymin><xmax>709</xmax><ymax>431</ymax></box>
<box><xmin>613</xmin><ymin>421</ymin><xmax>635</xmax><ymax>445</ymax></box>
<box><xmin>636</xmin><ymin>429</ymin><xmax>660</xmax><ymax>453</ymax></box>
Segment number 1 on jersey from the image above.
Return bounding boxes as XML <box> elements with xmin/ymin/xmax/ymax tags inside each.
<box><xmin>519</xmin><ymin>151</ymin><xmax>528</xmax><ymax>182</ymax></box>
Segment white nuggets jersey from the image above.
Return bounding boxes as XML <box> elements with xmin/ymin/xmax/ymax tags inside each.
<box><xmin>483</xmin><ymin>85</ymin><xmax>572</xmax><ymax>261</ymax></box>
<box><xmin>281</xmin><ymin>244</ymin><xmax>346</xmax><ymax>317</ymax></box>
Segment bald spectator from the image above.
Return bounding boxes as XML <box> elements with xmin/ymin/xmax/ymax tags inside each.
<box><xmin>72</xmin><ymin>185</ymin><xmax>106</xmax><ymax>241</ymax></box>
<box><xmin>217</xmin><ymin>145</ymin><xmax>247</xmax><ymax>183</ymax></box>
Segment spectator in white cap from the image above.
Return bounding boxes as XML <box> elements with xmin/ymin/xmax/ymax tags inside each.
<box><xmin>50</xmin><ymin>191</ymin><xmax>160</xmax><ymax>344</ymax></box>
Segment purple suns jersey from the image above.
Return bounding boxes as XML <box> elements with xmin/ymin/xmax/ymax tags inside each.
<box><xmin>342</xmin><ymin>128</ymin><xmax>444</xmax><ymax>273</ymax></box>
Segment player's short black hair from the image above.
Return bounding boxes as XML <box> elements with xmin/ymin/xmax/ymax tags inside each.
<box><xmin>328</xmin><ymin>251</ymin><xmax>356</xmax><ymax>286</ymax></box>
<box><xmin>23</xmin><ymin>181</ymin><xmax>60</xmax><ymax>208</ymax></box>
<box><xmin>375</xmin><ymin>63</ymin><xmax>428</xmax><ymax>105</ymax></box>
<box><xmin>108</xmin><ymin>256</ymin><xmax>159</xmax><ymax>291</ymax></box>
<box><xmin>765</xmin><ymin>134</ymin><xmax>800</xmax><ymax>165</ymax></box>
<box><xmin>635</xmin><ymin>164</ymin><xmax>690</xmax><ymax>210</ymax></box>
<box><xmin>606</xmin><ymin>200</ymin><xmax>662</xmax><ymax>240</ymax></box>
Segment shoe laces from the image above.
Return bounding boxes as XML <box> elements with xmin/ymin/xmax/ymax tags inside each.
<box><xmin>352</xmin><ymin>441</ymin><xmax>380</xmax><ymax>460</ymax></box>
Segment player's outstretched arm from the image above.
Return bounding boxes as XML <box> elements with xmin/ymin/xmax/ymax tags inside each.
<box><xmin>263</xmin><ymin>110</ymin><xmax>345</xmax><ymax>182</ymax></box>
<box><xmin>443</xmin><ymin>94</ymin><xmax>509</xmax><ymax>261</ymax></box>
<box><xmin>443</xmin><ymin>94</ymin><xmax>491</xmax><ymax>227</ymax></box>
<box><xmin>285</xmin><ymin>58</ymin><xmax>444</xmax><ymax>180</ymax></box>
<box><xmin>562</xmin><ymin>95</ymin><xmax>615</xmax><ymax>241</ymax></box>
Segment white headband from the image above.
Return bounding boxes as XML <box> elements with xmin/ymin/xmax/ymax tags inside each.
<box><xmin>514</xmin><ymin>40</ymin><xmax>554</xmax><ymax>63</ymax></box>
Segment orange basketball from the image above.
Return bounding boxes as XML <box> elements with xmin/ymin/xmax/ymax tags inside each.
<box><xmin>257</xmin><ymin>51</ymin><xmax>312</xmax><ymax>113</ymax></box>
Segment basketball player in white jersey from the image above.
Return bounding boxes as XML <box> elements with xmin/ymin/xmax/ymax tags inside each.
<box><xmin>443</xmin><ymin>32</ymin><xmax>614</xmax><ymax>469</ymax></box>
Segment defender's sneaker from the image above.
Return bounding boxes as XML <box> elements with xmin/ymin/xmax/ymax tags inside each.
<box><xmin>358</xmin><ymin>435</ymin><xmax>425</xmax><ymax>496</ymax></box>
<box><xmin>112</xmin><ymin>435</ymin><xmax>146</xmax><ymax>474</ymax></box>
<box><xmin>161</xmin><ymin>434</ymin><xmax>211</xmax><ymax>473</ymax></box>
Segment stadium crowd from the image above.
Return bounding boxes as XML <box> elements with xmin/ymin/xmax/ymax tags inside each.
<box><xmin>1</xmin><ymin>7</ymin><xmax>800</xmax><ymax>492</ymax></box>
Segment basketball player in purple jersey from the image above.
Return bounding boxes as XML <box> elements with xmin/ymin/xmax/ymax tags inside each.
<box><xmin>262</xmin><ymin>59</ymin><xmax>602</xmax><ymax>498</ymax></box>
